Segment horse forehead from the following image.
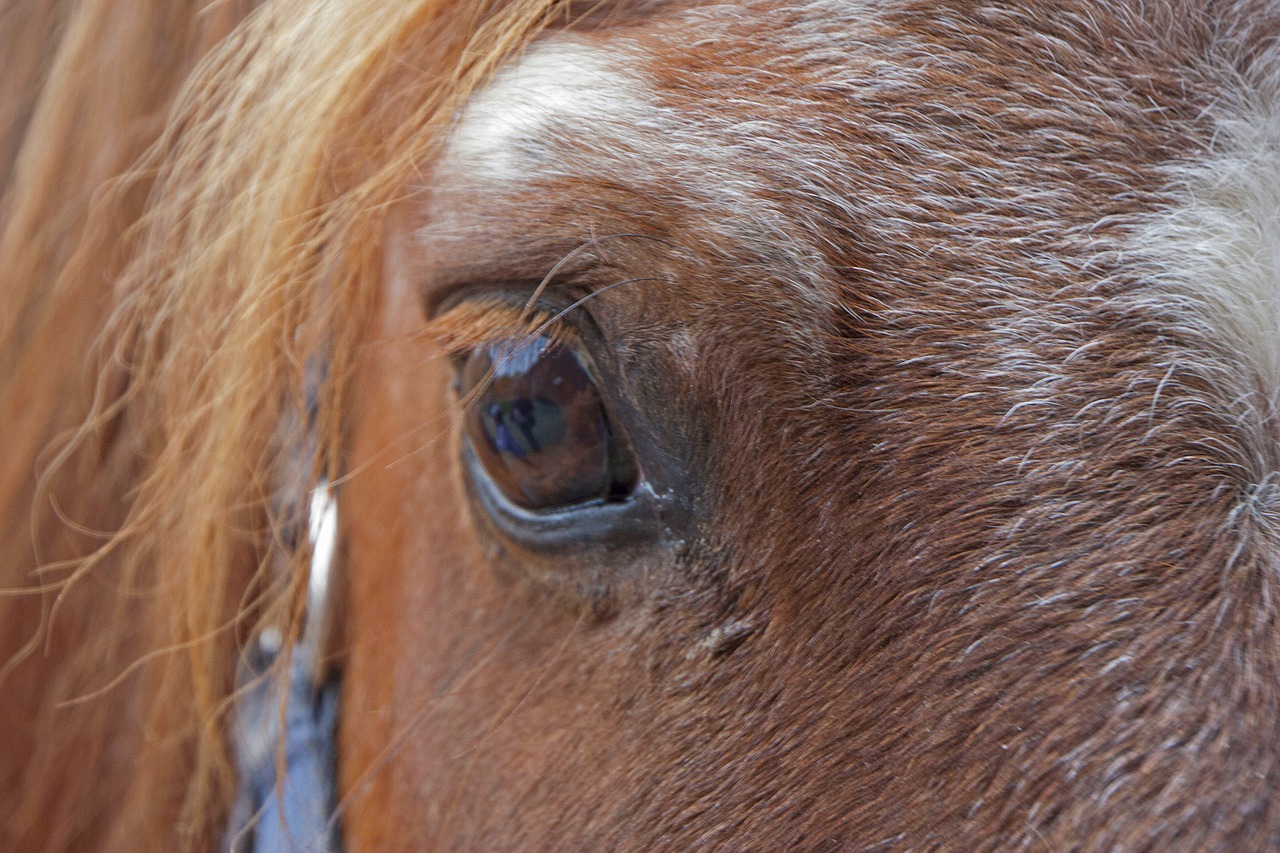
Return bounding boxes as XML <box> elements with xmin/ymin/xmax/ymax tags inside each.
<box><xmin>425</xmin><ymin>18</ymin><xmax>860</xmax><ymax>319</ymax></box>
<box><xmin>445</xmin><ymin>39</ymin><xmax>647</xmax><ymax>183</ymax></box>
<box><xmin>431</xmin><ymin>5</ymin><xmax>1280</xmax><ymax>427</ymax></box>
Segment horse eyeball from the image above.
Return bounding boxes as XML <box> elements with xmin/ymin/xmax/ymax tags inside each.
<box><xmin>461</xmin><ymin>335</ymin><xmax>633</xmax><ymax>511</ymax></box>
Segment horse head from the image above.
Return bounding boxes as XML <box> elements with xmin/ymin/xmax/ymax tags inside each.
<box><xmin>3</xmin><ymin>0</ymin><xmax>1279</xmax><ymax>849</ymax></box>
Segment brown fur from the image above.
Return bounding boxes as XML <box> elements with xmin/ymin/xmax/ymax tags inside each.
<box><xmin>5</xmin><ymin>0</ymin><xmax>1280</xmax><ymax>850</ymax></box>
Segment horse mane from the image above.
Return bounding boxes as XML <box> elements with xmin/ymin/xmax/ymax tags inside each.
<box><xmin>0</xmin><ymin>0</ymin><xmax>573</xmax><ymax>847</ymax></box>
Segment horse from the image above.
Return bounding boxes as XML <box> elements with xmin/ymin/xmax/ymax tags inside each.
<box><xmin>3</xmin><ymin>0</ymin><xmax>1280</xmax><ymax>848</ymax></box>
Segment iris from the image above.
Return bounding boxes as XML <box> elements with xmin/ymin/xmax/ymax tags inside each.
<box><xmin>462</xmin><ymin>335</ymin><xmax>631</xmax><ymax>510</ymax></box>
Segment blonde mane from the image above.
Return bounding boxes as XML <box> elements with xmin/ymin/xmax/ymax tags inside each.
<box><xmin>0</xmin><ymin>1</ymin><xmax>569</xmax><ymax>846</ymax></box>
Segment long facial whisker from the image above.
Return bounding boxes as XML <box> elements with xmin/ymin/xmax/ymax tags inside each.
<box><xmin>518</xmin><ymin>231</ymin><xmax>685</xmax><ymax>323</ymax></box>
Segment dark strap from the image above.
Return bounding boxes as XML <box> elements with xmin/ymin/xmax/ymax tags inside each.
<box><xmin>226</xmin><ymin>642</ymin><xmax>342</xmax><ymax>853</ymax></box>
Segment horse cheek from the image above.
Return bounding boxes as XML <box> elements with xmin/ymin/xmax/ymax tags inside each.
<box><xmin>339</xmin><ymin>265</ymin><xmax>542</xmax><ymax>846</ymax></box>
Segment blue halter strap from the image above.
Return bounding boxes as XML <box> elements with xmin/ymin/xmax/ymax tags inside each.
<box><xmin>226</xmin><ymin>482</ymin><xmax>343</xmax><ymax>853</ymax></box>
<box><xmin>227</xmin><ymin>642</ymin><xmax>341</xmax><ymax>853</ymax></box>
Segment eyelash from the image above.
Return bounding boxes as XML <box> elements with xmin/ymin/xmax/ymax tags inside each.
<box><xmin>423</xmin><ymin>297</ymin><xmax>564</xmax><ymax>362</ymax></box>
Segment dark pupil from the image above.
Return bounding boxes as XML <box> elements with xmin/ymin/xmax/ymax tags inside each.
<box><xmin>462</xmin><ymin>336</ymin><xmax>618</xmax><ymax>510</ymax></box>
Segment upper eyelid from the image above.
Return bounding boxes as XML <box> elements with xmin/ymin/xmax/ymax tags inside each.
<box><xmin>422</xmin><ymin>296</ymin><xmax>568</xmax><ymax>359</ymax></box>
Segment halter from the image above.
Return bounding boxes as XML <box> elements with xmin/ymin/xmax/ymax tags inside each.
<box><xmin>226</xmin><ymin>372</ymin><xmax>344</xmax><ymax>853</ymax></box>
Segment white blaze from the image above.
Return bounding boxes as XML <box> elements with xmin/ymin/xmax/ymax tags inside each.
<box><xmin>1137</xmin><ymin>64</ymin><xmax>1280</xmax><ymax>407</ymax></box>
<box><xmin>444</xmin><ymin>38</ymin><xmax>645</xmax><ymax>184</ymax></box>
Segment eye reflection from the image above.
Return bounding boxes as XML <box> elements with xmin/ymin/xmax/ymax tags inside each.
<box><xmin>461</xmin><ymin>335</ymin><xmax>634</xmax><ymax>511</ymax></box>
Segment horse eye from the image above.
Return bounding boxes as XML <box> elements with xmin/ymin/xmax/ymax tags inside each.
<box><xmin>461</xmin><ymin>335</ymin><xmax>636</xmax><ymax>511</ymax></box>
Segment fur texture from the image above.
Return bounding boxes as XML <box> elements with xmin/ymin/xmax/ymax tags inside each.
<box><xmin>4</xmin><ymin>0</ymin><xmax>1280</xmax><ymax>850</ymax></box>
